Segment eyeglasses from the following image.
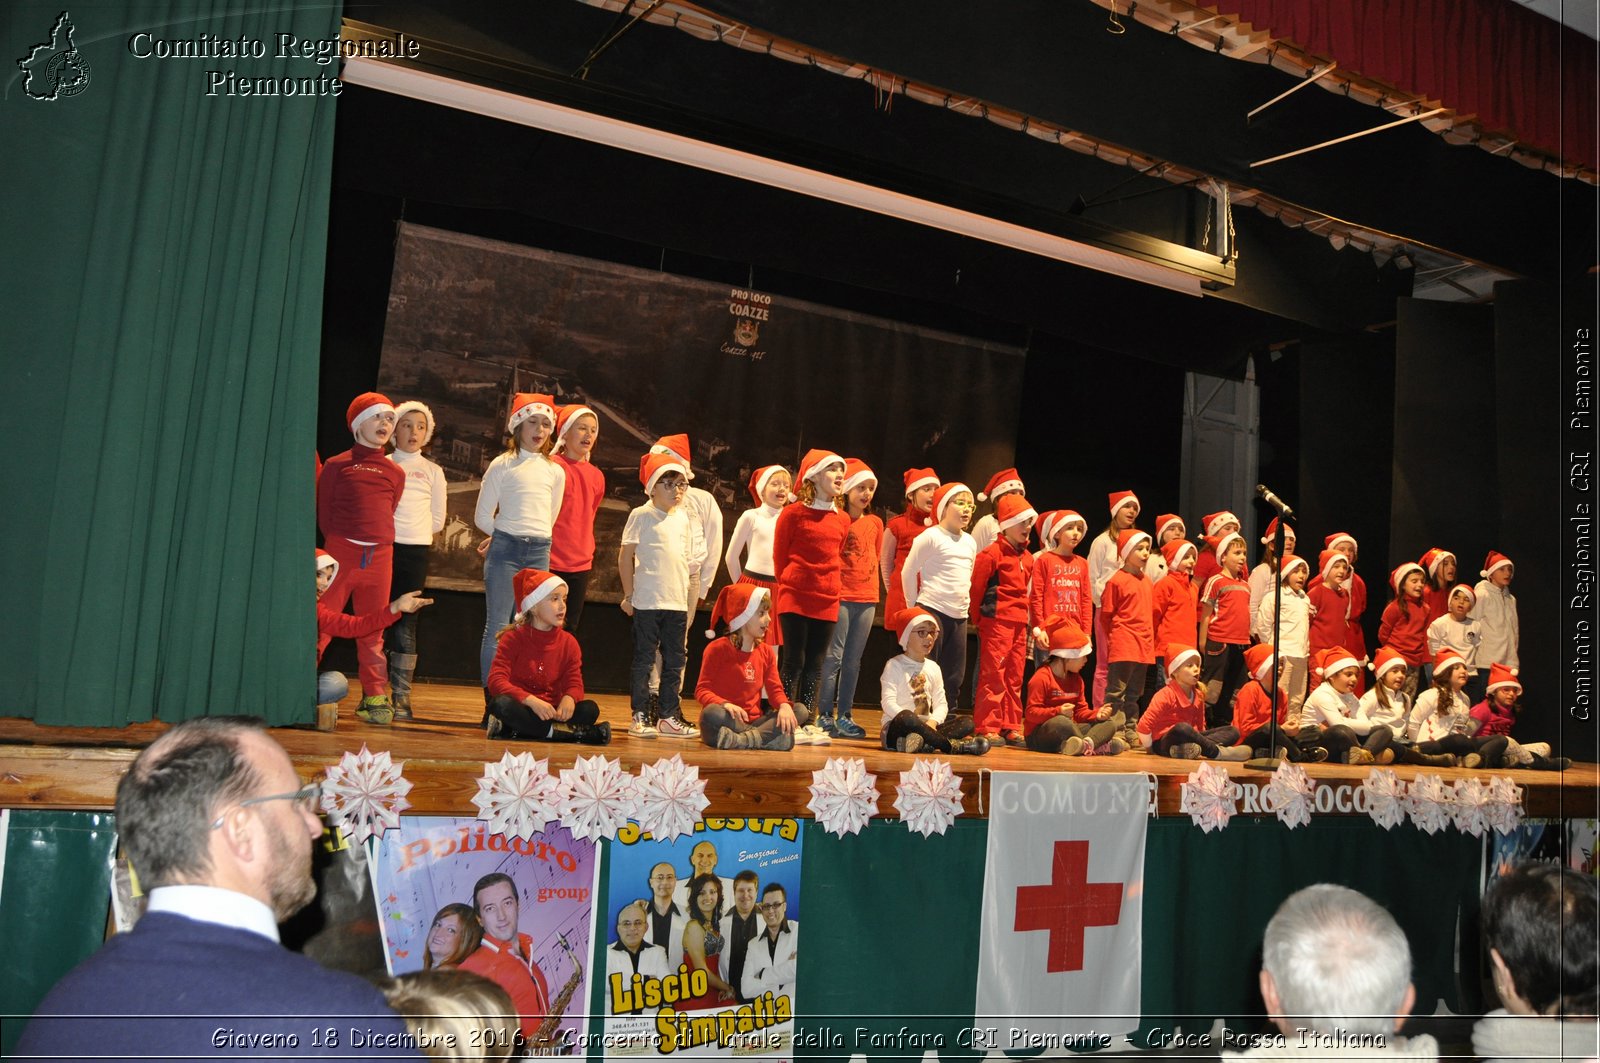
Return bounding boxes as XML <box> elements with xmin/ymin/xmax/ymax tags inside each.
<box><xmin>209</xmin><ymin>782</ymin><xmax>322</xmax><ymax>830</ymax></box>
<box><xmin>758</xmin><ymin>901</ymin><xmax>786</xmax><ymax>912</ymax></box>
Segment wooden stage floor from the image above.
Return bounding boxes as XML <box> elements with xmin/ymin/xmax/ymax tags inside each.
<box><xmin>3</xmin><ymin>683</ymin><xmax>1596</xmax><ymax>819</ymax></box>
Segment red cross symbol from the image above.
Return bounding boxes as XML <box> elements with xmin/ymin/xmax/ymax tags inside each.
<box><xmin>1014</xmin><ymin>840</ymin><xmax>1124</xmax><ymax>972</ymax></box>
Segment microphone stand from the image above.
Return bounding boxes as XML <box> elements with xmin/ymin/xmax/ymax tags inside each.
<box><xmin>1246</xmin><ymin>491</ymin><xmax>1293</xmax><ymax>773</ymax></box>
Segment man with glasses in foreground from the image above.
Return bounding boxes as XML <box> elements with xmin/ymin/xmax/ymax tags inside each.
<box><xmin>18</xmin><ymin>717</ymin><xmax>416</xmax><ymax>1059</ymax></box>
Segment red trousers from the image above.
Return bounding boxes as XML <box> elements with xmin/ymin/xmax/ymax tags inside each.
<box><xmin>318</xmin><ymin>538</ymin><xmax>393</xmax><ymax>696</ymax></box>
<box><xmin>974</xmin><ymin>618</ymin><xmax>1028</xmax><ymax>735</ymax></box>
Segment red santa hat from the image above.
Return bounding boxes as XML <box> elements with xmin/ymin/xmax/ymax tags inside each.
<box><xmin>890</xmin><ymin>607</ymin><xmax>941</xmax><ymax>650</ymax></box>
<box><xmin>1162</xmin><ymin>539</ymin><xmax>1197</xmax><ymax>567</ymax></box>
<box><xmin>978</xmin><ymin>468</ymin><xmax>1025</xmax><ymax>502</ymax></box>
<box><xmin>1260</xmin><ymin>517</ymin><xmax>1295</xmax><ymax>546</ymax></box>
<box><xmin>926</xmin><ymin>482</ymin><xmax>973</xmax><ymax>525</ymax></box>
<box><xmin>551</xmin><ymin>404</ymin><xmax>595</xmax><ymax>453</ymax></box>
<box><xmin>1044</xmin><ymin>616</ymin><xmax>1092</xmax><ymax>659</ymax></box>
<box><xmin>393</xmin><ymin>400</ymin><xmax>436</xmax><ymax>445</ymax></box>
<box><xmin>315</xmin><ymin>549</ymin><xmax>339</xmax><ymax>583</ymax></box>
<box><xmin>347</xmin><ymin>392</ymin><xmax>394</xmax><ymax>435</ymax></box>
<box><xmin>1318</xmin><ymin>549</ymin><xmax>1349</xmax><ymax>582</ymax></box>
<box><xmin>748</xmin><ymin>465</ymin><xmax>791</xmax><ymax>505</ymax></box>
<box><xmin>1108</xmin><ymin>490</ymin><xmax>1139</xmax><ymax>517</ymax></box>
<box><xmin>1314</xmin><ymin>646</ymin><xmax>1360</xmax><ymax>680</ymax></box>
<box><xmin>1430</xmin><ymin>646</ymin><xmax>1466</xmax><ymax>679</ymax></box>
<box><xmin>902</xmin><ymin>467</ymin><xmax>939</xmax><ymax>497</ymax></box>
<box><xmin>1244</xmin><ymin>643</ymin><xmax>1276</xmax><ymax>681</ymax></box>
<box><xmin>650</xmin><ymin>434</ymin><xmax>695</xmax><ymax>479</ymax></box>
<box><xmin>1278</xmin><ymin>554</ymin><xmax>1309</xmax><ymax>581</ymax></box>
<box><xmin>1390</xmin><ymin>562</ymin><xmax>1424</xmax><ymax>596</ymax></box>
<box><xmin>1154</xmin><ymin>513</ymin><xmax>1185</xmax><ymax>541</ymax></box>
<box><xmin>1203</xmin><ymin>510</ymin><xmax>1239</xmax><ymax>537</ymax></box>
<box><xmin>507</xmin><ymin>393</ymin><xmax>556</xmax><ymax>435</ymax></box>
<box><xmin>1368</xmin><ymin>646</ymin><xmax>1408</xmax><ymax>682</ymax></box>
<box><xmin>1040</xmin><ymin>510</ymin><xmax>1087</xmax><ymax>546</ymax></box>
<box><xmin>1420</xmin><ymin>547</ymin><xmax>1456</xmax><ymax>578</ymax></box>
<box><xmin>514</xmin><ymin>569</ymin><xmax>566</xmax><ymax>615</ymax></box>
<box><xmin>841</xmin><ymin>458</ymin><xmax>878</xmax><ymax>495</ymax></box>
<box><xmin>1165</xmin><ymin>644</ymin><xmax>1201</xmax><ymax>676</ymax></box>
<box><xmin>1117</xmin><ymin>529</ymin><xmax>1152</xmax><ymax>561</ymax></box>
<box><xmin>995</xmin><ymin>494</ymin><xmax>1038</xmax><ymax>532</ymax></box>
<box><xmin>1484</xmin><ymin>663</ymin><xmax>1522</xmax><ymax>695</ymax></box>
<box><xmin>1480</xmin><ymin>551</ymin><xmax>1513</xmax><ymax>579</ymax></box>
<box><xmin>639</xmin><ymin>452</ymin><xmax>689</xmax><ymax>494</ymax></box>
<box><xmin>796</xmin><ymin>448</ymin><xmax>845</xmax><ymax>485</ymax></box>
<box><xmin>1211</xmin><ymin>531</ymin><xmax>1244</xmax><ymax>563</ymax></box>
<box><xmin>1448</xmin><ymin>583</ymin><xmax>1477</xmax><ymax>608</ymax></box>
<box><xmin>705</xmin><ymin>584</ymin><xmax>769</xmax><ymax>639</ymax></box>
<box><xmin>1324</xmin><ymin>532</ymin><xmax>1357</xmax><ymax>551</ymax></box>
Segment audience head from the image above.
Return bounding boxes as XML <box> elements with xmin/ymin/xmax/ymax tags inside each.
<box><xmin>1483</xmin><ymin>862</ymin><xmax>1599</xmax><ymax>1017</ymax></box>
<box><xmin>381</xmin><ymin>969</ymin><xmax>519</xmax><ymax>1060</ymax></box>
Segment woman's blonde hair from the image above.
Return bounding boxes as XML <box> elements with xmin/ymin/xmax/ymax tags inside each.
<box><xmin>380</xmin><ymin>968</ymin><xmax>521</xmax><ymax>1059</ymax></box>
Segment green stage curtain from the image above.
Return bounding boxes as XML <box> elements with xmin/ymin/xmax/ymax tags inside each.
<box><xmin>1</xmin><ymin>1</ymin><xmax>336</xmax><ymax>725</ymax></box>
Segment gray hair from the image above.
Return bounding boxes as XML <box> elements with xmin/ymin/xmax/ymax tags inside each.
<box><xmin>1262</xmin><ymin>884</ymin><xmax>1413</xmax><ymax>1035</ymax></box>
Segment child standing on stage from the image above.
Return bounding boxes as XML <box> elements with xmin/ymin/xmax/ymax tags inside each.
<box><xmin>1100</xmin><ymin>529</ymin><xmax>1156</xmax><ymax>718</ymax></box>
<box><xmin>1191</xmin><ymin>510</ymin><xmax>1240</xmax><ymax>591</ymax></box>
<box><xmin>1088</xmin><ymin>491</ymin><xmax>1142</xmax><ymax>705</ymax></box>
<box><xmin>1252</xmin><ymin>554</ymin><xmax>1311</xmax><ymax>724</ymax></box>
<box><xmin>318</xmin><ymin>393</ymin><xmax>407</xmax><ymax>724</ymax></box>
<box><xmin>549</xmin><ymin>404</ymin><xmax>605</xmax><ymax>634</ymax></box>
<box><xmin>1428</xmin><ymin>584</ymin><xmax>1483</xmax><ymax>703</ymax></box>
<box><xmin>815</xmin><ymin>460</ymin><xmax>882</xmax><ymax>739</ymax></box>
<box><xmin>1379</xmin><ymin>561</ymin><xmax>1431</xmax><ymax>697</ymax></box>
<box><xmin>386</xmin><ymin>401</ymin><xmax>446</xmax><ymax>721</ymax></box>
<box><xmin>879</xmin><ymin>608</ymin><xmax>988</xmax><ymax>755</ymax></box>
<box><xmin>1406</xmin><ymin>649</ymin><xmax>1508</xmax><ymax>768</ymax></box>
<box><xmin>475</xmin><ymin>393</ymin><xmax>566</xmax><ymax>690</ymax></box>
<box><xmin>1145</xmin><ymin>514</ymin><xmax>1186</xmax><ymax>586</ymax></box>
<box><xmin>1419</xmin><ymin>547</ymin><xmax>1458</xmax><ymax>622</ymax></box>
<box><xmin>1136</xmin><ymin>645</ymin><xmax>1250</xmax><ymax>759</ymax></box>
<box><xmin>1233</xmin><ymin>644</ymin><xmax>1326</xmax><ymax>762</ymax></box>
<box><xmin>1302</xmin><ymin>647</ymin><xmax>1395</xmax><ymax>765</ymax></box>
<box><xmin>772</xmin><ymin>449</ymin><xmax>850</xmax><ymax>741</ymax></box>
<box><xmin>880</xmin><ymin>468</ymin><xmax>939</xmax><ymax>627</ymax></box>
<box><xmin>1149</xmin><ymin>539</ymin><xmax>1200</xmax><ymax>707</ymax></box>
<box><xmin>316</xmin><ymin>550</ymin><xmax>432</xmax><ymax>720</ymax></box>
<box><xmin>1469</xmin><ymin>665</ymin><xmax>1569</xmax><ymax>770</ymax></box>
<box><xmin>619</xmin><ymin>454</ymin><xmax>699</xmax><ymax>739</ymax></box>
<box><xmin>1030</xmin><ymin>510</ymin><xmax>1092</xmax><ymax>666</ymax></box>
<box><xmin>1307</xmin><ymin>550</ymin><xmax>1353</xmax><ymax>663</ymax></box>
<box><xmin>485</xmin><ymin>569</ymin><xmax>609</xmax><ymax>745</ymax></box>
<box><xmin>1248</xmin><ymin>518</ymin><xmax>1296</xmax><ymax>624</ymax></box>
<box><xmin>1316</xmin><ymin>533</ymin><xmax>1370</xmax><ymax>694</ymax></box>
<box><xmin>970</xmin><ymin>495</ymin><xmax>1038</xmax><ymax>744</ymax></box>
<box><xmin>646</xmin><ymin>434</ymin><xmax>724</xmax><ymax>718</ymax></box>
<box><xmin>1470</xmin><ymin>551</ymin><xmax>1519</xmax><ymax>678</ymax></box>
<box><xmin>726</xmin><ymin>465</ymin><xmax>792</xmax><ymax>649</ymax></box>
<box><xmin>696</xmin><ymin>584</ymin><xmax>808</xmax><ymax>751</ymax></box>
<box><xmin>1198</xmin><ymin>530</ymin><xmax>1252</xmax><ymax>726</ymax></box>
<box><xmin>969</xmin><ymin>468</ymin><xmax>1026</xmax><ymax>553</ymax></box>
<box><xmin>1025</xmin><ymin>617</ymin><xmax>1127</xmax><ymax>755</ymax></box>
<box><xmin>901</xmin><ymin>481</ymin><xmax>980</xmax><ymax>716</ymax></box>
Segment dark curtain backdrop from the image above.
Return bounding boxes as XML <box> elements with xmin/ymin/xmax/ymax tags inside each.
<box><xmin>1</xmin><ymin>0</ymin><xmax>338</xmax><ymax>725</ymax></box>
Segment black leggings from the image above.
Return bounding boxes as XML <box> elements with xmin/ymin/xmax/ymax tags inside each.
<box><xmin>1416</xmin><ymin>733</ymin><xmax>1508</xmax><ymax>767</ymax></box>
<box><xmin>1027</xmin><ymin>712</ymin><xmax>1125</xmax><ymax>753</ymax></box>
<box><xmin>385</xmin><ymin>544</ymin><xmax>431</xmax><ymax>654</ymax></box>
<box><xmin>1153</xmin><ymin>723</ymin><xmax>1239</xmax><ymax>757</ymax></box>
<box><xmin>552</xmin><ymin>569</ymin><xmax>592</xmax><ymax>634</ymax></box>
<box><xmin>879</xmin><ymin>710</ymin><xmax>974</xmax><ymax>753</ymax></box>
<box><xmin>1319</xmin><ymin>724</ymin><xmax>1393</xmax><ymax>761</ymax></box>
<box><xmin>779</xmin><ymin>614</ymin><xmax>834</xmax><ymax>710</ymax></box>
<box><xmin>1238</xmin><ymin>726</ymin><xmax>1309</xmax><ymax>761</ymax></box>
<box><xmin>487</xmin><ymin>695</ymin><xmax>599</xmax><ymax>739</ymax></box>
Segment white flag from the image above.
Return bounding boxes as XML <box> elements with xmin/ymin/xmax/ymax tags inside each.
<box><xmin>976</xmin><ymin>772</ymin><xmax>1149</xmax><ymax>1043</ymax></box>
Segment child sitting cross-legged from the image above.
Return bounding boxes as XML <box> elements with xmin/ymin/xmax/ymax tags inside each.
<box><xmin>1302</xmin><ymin>646</ymin><xmax>1397</xmax><ymax>765</ymax></box>
<box><xmin>485</xmin><ymin>569</ymin><xmax>609</xmax><ymax>745</ymax></box>
<box><xmin>1469</xmin><ymin>664</ymin><xmax>1570</xmax><ymax>771</ymax></box>
<box><xmin>696</xmin><ymin>584</ymin><xmax>809</xmax><ymax>752</ymax></box>
<box><xmin>879</xmin><ymin>608</ymin><xmax>989</xmax><ymax>756</ymax></box>
<box><xmin>1232</xmin><ymin>643</ymin><xmax>1328</xmax><ymax>763</ymax></box>
<box><xmin>1136</xmin><ymin>644</ymin><xmax>1252</xmax><ymax>760</ymax></box>
<box><xmin>1023</xmin><ymin>617</ymin><xmax>1127</xmax><ymax>756</ymax></box>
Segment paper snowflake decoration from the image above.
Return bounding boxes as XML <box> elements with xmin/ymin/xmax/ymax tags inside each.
<box><xmin>1404</xmin><ymin>773</ymin><xmax>1453</xmax><ymax>835</ymax></box>
<box><xmin>807</xmin><ymin>757</ymin><xmax>880</xmax><ymax>837</ymax></box>
<box><xmin>1262</xmin><ymin>761</ymin><xmax>1315</xmax><ymax>829</ymax></box>
<box><xmin>1449</xmin><ymin>777</ymin><xmax>1492</xmax><ymax>837</ymax></box>
<box><xmin>320</xmin><ymin>744</ymin><xmax>411</xmax><ymax>846</ymax></box>
<box><xmin>1483</xmin><ymin>775</ymin><xmax>1525</xmax><ymax>835</ymax></box>
<box><xmin>633</xmin><ymin>755</ymin><xmax>710</xmax><ymax>843</ymax></box>
<box><xmin>1179</xmin><ymin>762</ymin><xmax>1237</xmax><ymax>833</ymax></box>
<box><xmin>1362</xmin><ymin>769</ymin><xmax>1409</xmax><ymax>831</ymax></box>
<box><xmin>556</xmin><ymin>755</ymin><xmax>638</xmax><ymax>842</ymax></box>
<box><xmin>472</xmin><ymin>752</ymin><xmax>562</xmax><ymax>841</ymax></box>
<box><xmin>892</xmin><ymin>758</ymin><xmax>964</xmax><ymax>837</ymax></box>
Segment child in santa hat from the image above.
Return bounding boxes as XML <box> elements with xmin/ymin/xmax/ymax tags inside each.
<box><xmin>1418</xmin><ymin>547</ymin><xmax>1459</xmax><ymax>623</ymax></box>
<box><xmin>1428</xmin><ymin>584</ymin><xmax>1484</xmax><ymax>703</ymax></box>
<box><xmin>1248</xmin><ymin>518</ymin><xmax>1297</xmax><ymax>625</ymax></box>
<box><xmin>1198</xmin><ymin>529</ymin><xmax>1252</xmax><ymax>727</ymax></box>
<box><xmin>1468</xmin><ymin>665</ymin><xmax>1568</xmax><ymax>770</ymax></box>
<box><xmin>1379</xmin><ymin>562</ymin><xmax>1430</xmax><ymax>698</ymax></box>
<box><xmin>1145</xmin><ymin>513</ymin><xmax>1186</xmax><ymax>586</ymax></box>
<box><xmin>1353</xmin><ymin>649</ymin><xmax>1449</xmax><ymax>767</ymax></box>
<box><xmin>880</xmin><ymin>468</ymin><xmax>939</xmax><ymax>629</ymax></box>
<box><xmin>1148</xmin><ymin>539</ymin><xmax>1200</xmax><ymax>714</ymax></box>
<box><xmin>549</xmin><ymin>404</ymin><xmax>605</xmax><ymax>634</ymax></box>
<box><xmin>969</xmin><ymin>467</ymin><xmax>1026</xmax><ymax>553</ymax></box>
<box><xmin>1469</xmin><ymin>551</ymin><xmax>1519</xmax><ymax>678</ymax></box>
<box><xmin>970</xmin><ymin>495</ymin><xmax>1038</xmax><ymax>744</ymax></box>
<box><xmin>772</xmin><ymin>449</ymin><xmax>851</xmax><ymax>743</ymax></box>
<box><xmin>1135</xmin><ymin>645</ymin><xmax>1250</xmax><ymax>759</ymax></box>
<box><xmin>879</xmin><ymin>608</ymin><xmax>989</xmax><ymax>755</ymax></box>
<box><xmin>1307</xmin><ymin>550</ymin><xmax>1353</xmax><ymax>663</ymax></box>
<box><xmin>815</xmin><ymin>460</ymin><xmax>882</xmax><ymax>739</ymax></box>
<box><xmin>1252</xmin><ymin>554</ymin><xmax>1312</xmax><ymax>724</ymax></box>
<box><xmin>1024</xmin><ymin>616</ymin><xmax>1126</xmax><ymax>755</ymax></box>
<box><xmin>318</xmin><ymin>392</ymin><xmax>408</xmax><ymax>723</ymax></box>
<box><xmin>1310</xmin><ymin>533</ymin><xmax>1370</xmax><ymax>695</ymax></box>
<box><xmin>1407</xmin><ymin>649</ymin><xmax>1508</xmax><ymax>768</ymax></box>
<box><xmin>315</xmin><ymin>550</ymin><xmax>432</xmax><ymax>724</ymax></box>
<box><xmin>475</xmin><ymin>393</ymin><xmax>567</xmax><ymax>693</ymax></box>
<box><xmin>619</xmin><ymin>453</ymin><xmax>698</xmax><ymax>740</ymax></box>
<box><xmin>696</xmin><ymin>584</ymin><xmax>810</xmax><ymax>751</ymax></box>
<box><xmin>485</xmin><ymin>569</ymin><xmax>608</xmax><ymax>745</ymax></box>
<box><xmin>1190</xmin><ymin>510</ymin><xmax>1240</xmax><ymax>592</ymax></box>
<box><xmin>1088</xmin><ymin>490</ymin><xmax>1142</xmax><ymax>705</ymax></box>
<box><xmin>1100</xmin><ymin>529</ymin><xmax>1156</xmax><ymax>721</ymax></box>
<box><xmin>901</xmin><ymin>481</ymin><xmax>980</xmax><ymax>717</ymax></box>
<box><xmin>1302</xmin><ymin>647</ymin><xmax>1396</xmax><ymax>765</ymax></box>
<box><xmin>1030</xmin><ymin>510</ymin><xmax>1092</xmax><ymax>669</ymax></box>
<box><xmin>1232</xmin><ymin>644</ymin><xmax>1327</xmax><ymax>762</ymax></box>
<box><xmin>725</xmin><ymin>465</ymin><xmax>792</xmax><ymax>650</ymax></box>
<box><xmin>644</xmin><ymin>434</ymin><xmax>724</xmax><ymax>719</ymax></box>
<box><xmin>385</xmin><ymin>400</ymin><xmax>447</xmax><ymax>721</ymax></box>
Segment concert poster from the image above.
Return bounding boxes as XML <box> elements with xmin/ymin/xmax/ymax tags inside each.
<box><xmin>602</xmin><ymin>819</ymin><xmax>803</xmax><ymax>1061</ymax></box>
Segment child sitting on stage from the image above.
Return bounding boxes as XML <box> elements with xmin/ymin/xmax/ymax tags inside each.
<box><xmin>1024</xmin><ymin>617</ymin><xmax>1127</xmax><ymax>755</ymax></box>
<box><xmin>1302</xmin><ymin>647</ymin><xmax>1395</xmax><ymax>765</ymax></box>
<box><xmin>1407</xmin><ymin>649</ymin><xmax>1509</xmax><ymax>768</ymax></box>
<box><xmin>1233</xmin><ymin>643</ymin><xmax>1327</xmax><ymax>762</ymax></box>
<box><xmin>1135</xmin><ymin>644</ymin><xmax>1251</xmax><ymax>760</ymax></box>
<box><xmin>1469</xmin><ymin>665</ymin><xmax>1570</xmax><ymax>771</ymax></box>
<box><xmin>879</xmin><ymin>608</ymin><xmax>989</xmax><ymax>755</ymax></box>
<box><xmin>316</xmin><ymin>550</ymin><xmax>432</xmax><ymax>720</ymax></box>
<box><xmin>1357</xmin><ymin>647</ymin><xmax>1453</xmax><ymax>767</ymax></box>
<box><xmin>485</xmin><ymin>569</ymin><xmax>609</xmax><ymax>744</ymax></box>
<box><xmin>696</xmin><ymin>584</ymin><xmax>809</xmax><ymax>751</ymax></box>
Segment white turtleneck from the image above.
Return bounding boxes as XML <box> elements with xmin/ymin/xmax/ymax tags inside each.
<box><xmin>727</xmin><ymin>503</ymin><xmax>783</xmax><ymax>581</ymax></box>
<box><xmin>474</xmin><ymin>448</ymin><xmax>566</xmax><ymax>538</ymax></box>
<box><xmin>389</xmin><ymin>448</ymin><xmax>447</xmax><ymax>545</ymax></box>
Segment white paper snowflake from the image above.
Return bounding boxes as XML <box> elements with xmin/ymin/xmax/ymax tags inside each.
<box><xmin>633</xmin><ymin>755</ymin><xmax>710</xmax><ymax>843</ymax></box>
<box><xmin>320</xmin><ymin>744</ymin><xmax>411</xmax><ymax>846</ymax></box>
<box><xmin>472</xmin><ymin>752</ymin><xmax>562</xmax><ymax>841</ymax></box>
<box><xmin>1483</xmin><ymin>776</ymin><xmax>1525</xmax><ymax>835</ymax></box>
<box><xmin>1262</xmin><ymin>761</ymin><xmax>1315</xmax><ymax>829</ymax></box>
<box><xmin>1179</xmin><ymin>762</ymin><xmax>1237</xmax><ymax>833</ymax></box>
<box><xmin>892</xmin><ymin>758</ymin><xmax>964</xmax><ymax>837</ymax></box>
<box><xmin>1362</xmin><ymin>769</ymin><xmax>1409</xmax><ymax>831</ymax></box>
<box><xmin>807</xmin><ymin>757</ymin><xmax>880</xmax><ymax>837</ymax></box>
<box><xmin>556</xmin><ymin>755</ymin><xmax>638</xmax><ymax>842</ymax></box>
<box><xmin>1449</xmin><ymin>777</ymin><xmax>1492</xmax><ymax>837</ymax></box>
<box><xmin>1404</xmin><ymin>773</ymin><xmax>1453</xmax><ymax>835</ymax></box>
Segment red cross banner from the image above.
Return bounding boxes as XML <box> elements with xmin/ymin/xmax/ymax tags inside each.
<box><xmin>976</xmin><ymin>773</ymin><xmax>1150</xmax><ymax>1041</ymax></box>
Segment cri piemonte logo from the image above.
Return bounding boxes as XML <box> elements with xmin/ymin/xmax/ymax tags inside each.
<box><xmin>17</xmin><ymin>11</ymin><xmax>91</xmax><ymax>101</ymax></box>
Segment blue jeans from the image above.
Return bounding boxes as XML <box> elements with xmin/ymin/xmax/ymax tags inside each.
<box><xmin>479</xmin><ymin>531</ymin><xmax>552</xmax><ymax>685</ymax></box>
<box><xmin>317</xmin><ymin>671</ymin><xmax>349</xmax><ymax>704</ymax></box>
<box><xmin>816</xmin><ymin>601</ymin><xmax>876</xmax><ymax>719</ymax></box>
<box><xmin>632</xmin><ymin>608</ymin><xmax>687</xmax><ymax>719</ymax></box>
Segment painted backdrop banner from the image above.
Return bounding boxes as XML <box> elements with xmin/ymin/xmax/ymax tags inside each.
<box><xmin>376</xmin><ymin>224</ymin><xmax>1026</xmax><ymax>598</ymax></box>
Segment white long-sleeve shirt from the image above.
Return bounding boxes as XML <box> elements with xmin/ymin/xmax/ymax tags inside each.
<box><xmin>1427</xmin><ymin>614</ymin><xmax>1481</xmax><ymax>674</ymax></box>
<box><xmin>1408</xmin><ymin>688</ymin><xmax>1477</xmax><ymax>743</ymax></box>
<box><xmin>1303</xmin><ymin>684</ymin><xmax>1381</xmax><ymax>735</ymax></box>
<box><xmin>474</xmin><ymin>449</ymin><xmax>565</xmax><ymax>538</ymax></box>
<box><xmin>1247</xmin><ymin>563</ymin><xmax>1276</xmax><ymax>623</ymax></box>
<box><xmin>901</xmin><ymin>526</ymin><xmax>977</xmax><ymax>619</ymax></box>
<box><xmin>1087</xmin><ymin>530</ymin><xmax>1120</xmax><ymax>606</ymax></box>
<box><xmin>390</xmin><ymin>449</ymin><xmax>447</xmax><ymax>545</ymax></box>
<box><xmin>680</xmin><ymin>486</ymin><xmax>723</xmax><ymax>591</ymax></box>
<box><xmin>1469</xmin><ymin>581</ymin><xmax>1519</xmax><ymax>671</ymax></box>
<box><xmin>1253</xmin><ymin>585</ymin><xmax>1310</xmax><ymax>656</ymax></box>
<box><xmin>1358</xmin><ymin>686</ymin><xmax>1411</xmax><ymax>736</ymax></box>
<box><xmin>970</xmin><ymin>513</ymin><xmax>999</xmax><ymax>554</ymax></box>
<box><xmin>726</xmin><ymin>504</ymin><xmax>782</xmax><ymax>580</ymax></box>
<box><xmin>879</xmin><ymin>653</ymin><xmax>948</xmax><ymax>733</ymax></box>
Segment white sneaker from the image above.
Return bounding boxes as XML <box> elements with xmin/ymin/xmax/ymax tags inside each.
<box><xmin>629</xmin><ymin>713</ymin><xmax>658</xmax><ymax>738</ymax></box>
<box><xmin>657</xmin><ymin>717</ymin><xmax>699</xmax><ymax>739</ymax></box>
<box><xmin>795</xmin><ymin>724</ymin><xmax>832</xmax><ymax>745</ymax></box>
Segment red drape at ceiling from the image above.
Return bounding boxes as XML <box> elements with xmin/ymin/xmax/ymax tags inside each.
<box><xmin>1213</xmin><ymin>0</ymin><xmax>1597</xmax><ymax>172</ymax></box>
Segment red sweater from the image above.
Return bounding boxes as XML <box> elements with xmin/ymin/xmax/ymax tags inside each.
<box><xmin>1025</xmin><ymin>665</ymin><xmax>1092</xmax><ymax>734</ymax></box>
<box><xmin>1137</xmin><ymin>681</ymin><xmax>1205</xmax><ymax>743</ymax></box>
<box><xmin>1101</xmin><ymin>569</ymin><xmax>1155</xmax><ymax>664</ymax></box>
<box><xmin>1306</xmin><ymin>583</ymin><xmax>1350</xmax><ymax>658</ymax></box>
<box><xmin>1152</xmin><ymin>571</ymin><xmax>1198</xmax><ymax>651</ymax></box>
<box><xmin>839</xmin><ymin>513</ymin><xmax>885</xmax><ymax>603</ymax></box>
<box><xmin>316</xmin><ymin>602</ymin><xmax>399</xmax><ymax>663</ymax></box>
<box><xmin>1422</xmin><ymin>583</ymin><xmax>1452</xmax><ymax>623</ymax></box>
<box><xmin>317</xmin><ymin>444</ymin><xmax>405</xmax><ymax>543</ymax></box>
<box><xmin>487</xmin><ymin>624</ymin><xmax>585</xmax><ymax>705</ymax></box>
<box><xmin>970</xmin><ymin>537</ymin><xmax>1034</xmax><ymax>625</ymax></box>
<box><xmin>1378</xmin><ymin>599</ymin><xmax>1430</xmax><ymax>665</ymax></box>
<box><xmin>1233</xmin><ymin>679</ymin><xmax>1287</xmax><ymax>737</ymax></box>
<box><xmin>1202</xmin><ymin>572</ymin><xmax>1251</xmax><ymax>645</ymax></box>
<box><xmin>550</xmin><ymin>455</ymin><xmax>605</xmax><ymax>572</ymax></box>
<box><xmin>1030</xmin><ymin>551</ymin><xmax>1091</xmax><ymax>634</ymax></box>
<box><xmin>772</xmin><ymin>503</ymin><xmax>850</xmax><ymax>620</ymax></box>
<box><xmin>1192</xmin><ymin>550</ymin><xmax>1222</xmax><ymax>595</ymax></box>
<box><xmin>696</xmin><ymin>638</ymin><xmax>788</xmax><ymax>711</ymax></box>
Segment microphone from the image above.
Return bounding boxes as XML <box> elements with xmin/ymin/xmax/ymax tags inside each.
<box><xmin>1255</xmin><ymin>484</ymin><xmax>1295</xmax><ymax>520</ymax></box>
